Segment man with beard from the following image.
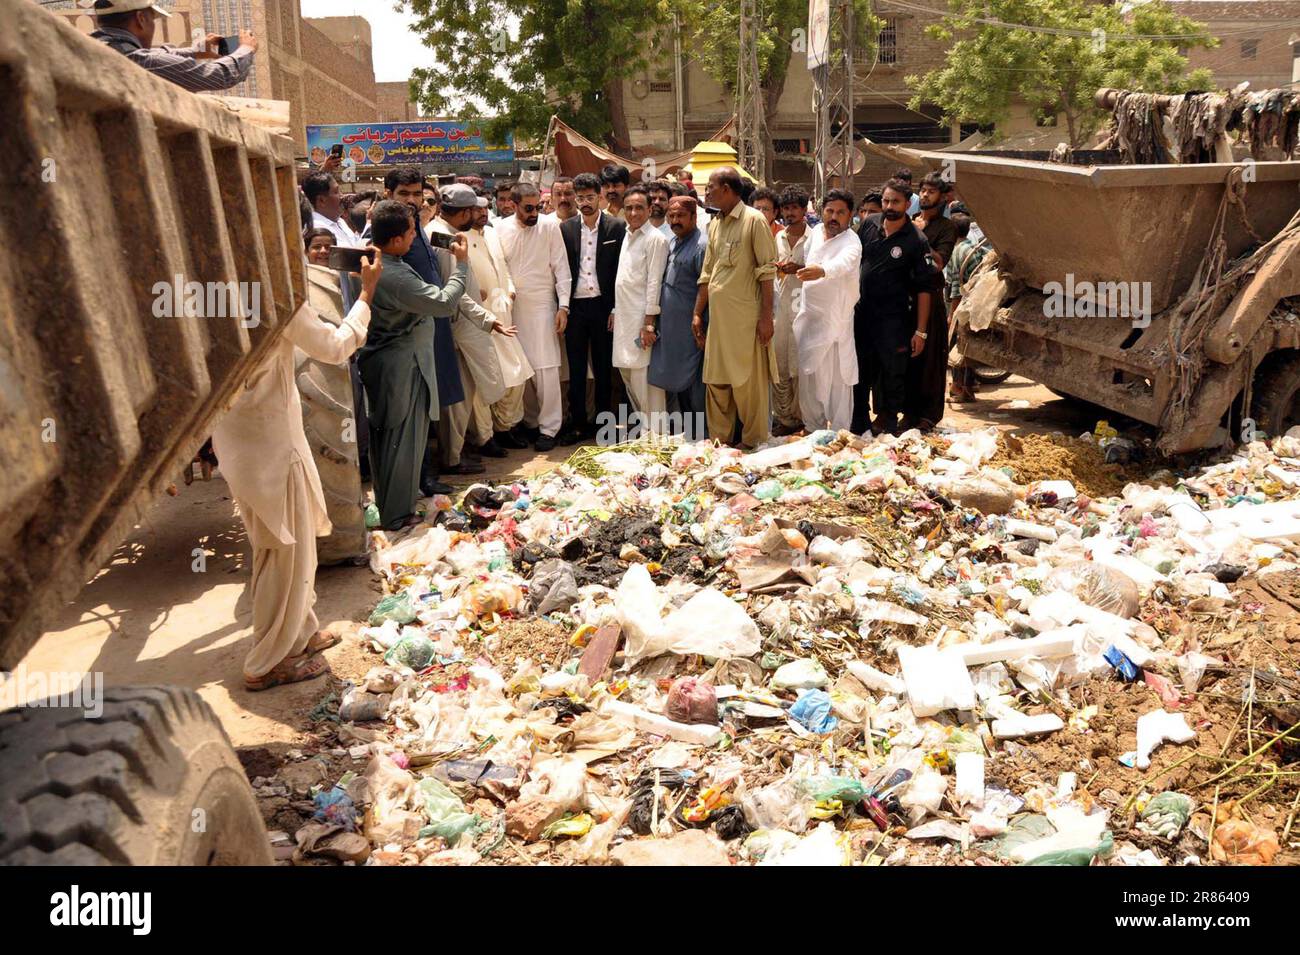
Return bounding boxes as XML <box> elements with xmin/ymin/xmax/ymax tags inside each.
<box><xmin>772</xmin><ymin>186</ymin><xmax>811</xmax><ymax>436</ymax></box>
<box><xmin>793</xmin><ymin>190</ymin><xmax>861</xmax><ymax>433</ymax></box>
<box><xmin>647</xmin><ymin>180</ymin><xmax>674</xmax><ymax>238</ymax></box>
<box><xmin>495</xmin><ymin>182</ymin><xmax>572</xmax><ymax>451</ymax></box>
<box><xmin>560</xmin><ymin>173</ymin><xmax>625</xmax><ymax>439</ymax></box>
<box><xmin>427</xmin><ymin>184</ymin><xmax>519</xmax><ymax>471</ymax></box>
<box><xmin>903</xmin><ymin>172</ymin><xmax>958</xmax><ymax>431</ymax></box>
<box><xmin>851</xmin><ymin>179</ymin><xmax>935</xmax><ymax>435</ymax></box>
<box><xmin>544</xmin><ymin>176</ymin><xmax>578</xmax><ymax>224</ymax></box>
<box><xmin>600</xmin><ymin>163</ymin><xmax>631</xmax><ymax>220</ymax></box>
<box><xmin>692</xmin><ymin>167</ymin><xmax>779</xmax><ymax>449</ymax></box>
<box><xmin>648</xmin><ymin>196</ymin><xmax>708</xmax><ymax>432</ymax></box>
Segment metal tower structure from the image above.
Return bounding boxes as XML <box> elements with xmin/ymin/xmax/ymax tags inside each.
<box><xmin>735</xmin><ymin>0</ymin><xmax>766</xmax><ymax>182</ymax></box>
<box><xmin>813</xmin><ymin>0</ymin><xmax>855</xmax><ymax>204</ymax></box>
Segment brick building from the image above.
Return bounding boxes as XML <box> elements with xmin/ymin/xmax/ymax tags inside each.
<box><xmin>1169</xmin><ymin>1</ymin><xmax>1300</xmax><ymax>89</ymax></box>
<box><xmin>619</xmin><ymin>2</ymin><xmax>1052</xmax><ymax>189</ymax></box>
<box><xmin>377</xmin><ymin>80</ymin><xmax>423</xmax><ymax>122</ymax></box>
<box><xmin>46</xmin><ymin>0</ymin><xmax>419</xmax><ymax>154</ymax></box>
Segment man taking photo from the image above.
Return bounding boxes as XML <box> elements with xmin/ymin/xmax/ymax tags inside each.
<box><xmin>91</xmin><ymin>0</ymin><xmax>257</xmax><ymax>93</ymax></box>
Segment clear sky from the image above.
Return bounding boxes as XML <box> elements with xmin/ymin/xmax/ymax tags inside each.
<box><xmin>299</xmin><ymin>0</ymin><xmax>429</xmax><ymax>83</ymax></box>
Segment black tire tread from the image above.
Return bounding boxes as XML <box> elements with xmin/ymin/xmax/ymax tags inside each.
<box><xmin>0</xmin><ymin>685</ymin><xmax>246</xmax><ymax>866</ymax></box>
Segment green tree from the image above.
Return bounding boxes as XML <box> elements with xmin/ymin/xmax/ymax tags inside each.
<box><xmin>907</xmin><ymin>0</ymin><xmax>1216</xmax><ymax>148</ymax></box>
<box><xmin>673</xmin><ymin>0</ymin><xmax>877</xmax><ymax>173</ymax></box>
<box><xmin>402</xmin><ymin>0</ymin><xmax>674</xmax><ymax>153</ymax></box>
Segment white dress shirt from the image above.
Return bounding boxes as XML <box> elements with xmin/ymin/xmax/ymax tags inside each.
<box><xmin>312</xmin><ymin>210</ymin><xmax>362</xmax><ymax>249</ymax></box>
<box><xmin>612</xmin><ymin>223</ymin><xmax>669</xmax><ymax>370</ymax></box>
<box><xmin>573</xmin><ymin>214</ymin><xmax>603</xmax><ymax>299</ymax></box>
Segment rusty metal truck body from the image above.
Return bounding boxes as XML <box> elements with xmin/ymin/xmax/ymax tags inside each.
<box><xmin>950</xmin><ymin>153</ymin><xmax>1300</xmax><ymax>451</ymax></box>
<box><xmin>0</xmin><ymin>0</ymin><xmax>315</xmax><ymax>863</ymax></box>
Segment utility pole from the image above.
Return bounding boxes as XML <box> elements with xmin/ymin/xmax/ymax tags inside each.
<box><xmin>673</xmin><ymin>12</ymin><xmax>685</xmax><ymax>152</ymax></box>
<box><xmin>736</xmin><ymin>0</ymin><xmax>766</xmax><ymax>182</ymax></box>
<box><xmin>813</xmin><ymin>0</ymin><xmax>855</xmax><ymax>204</ymax></box>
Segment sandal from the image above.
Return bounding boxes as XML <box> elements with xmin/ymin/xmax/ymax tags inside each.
<box><xmin>244</xmin><ymin>653</ymin><xmax>328</xmax><ymax>692</ymax></box>
<box><xmin>305</xmin><ymin>631</ymin><xmax>342</xmax><ymax>654</ymax></box>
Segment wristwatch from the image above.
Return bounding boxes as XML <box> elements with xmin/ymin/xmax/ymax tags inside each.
<box><xmin>915</xmin><ymin>330</ymin><xmax>928</xmax><ymax>339</ymax></box>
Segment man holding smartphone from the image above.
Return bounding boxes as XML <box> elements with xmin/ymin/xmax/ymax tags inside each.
<box><xmin>91</xmin><ymin>0</ymin><xmax>257</xmax><ymax>94</ymax></box>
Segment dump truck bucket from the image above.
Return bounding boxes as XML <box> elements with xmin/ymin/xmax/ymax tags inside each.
<box><xmin>0</xmin><ymin>0</ymin><xmax>305</xmax><ymax>667</ymax></box>
<box><xmin>944</xmin><ymin>155</ymin><xmax>1300</xmax><ymax>313</ymax></box>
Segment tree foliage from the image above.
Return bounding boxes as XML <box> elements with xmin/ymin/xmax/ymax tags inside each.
<box><xmin>402</xmin><ymin>0</ymin><xmax>674</xmax><ymax>152</ymax></box>
<box><xmin>907</xmin><ymin>0</ymin><xmax>1217</xmax><ymax>147</ymax></box>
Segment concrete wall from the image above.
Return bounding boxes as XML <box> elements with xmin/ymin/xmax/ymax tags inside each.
<box><xmin>377</xmin><ymin>80</ymin><xmax>422</xmax><ymax>122</ymax></box>
<box><xmin>1169</xmin><ymin>1</ymin><xmax>1300</xmax><ymax>89</ymax></box>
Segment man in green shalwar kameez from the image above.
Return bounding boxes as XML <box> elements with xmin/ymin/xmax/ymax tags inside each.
<box><xmin>360</xmin><ymin>200</ymin><xmax>471</xmax><ymax>529</ymax></box>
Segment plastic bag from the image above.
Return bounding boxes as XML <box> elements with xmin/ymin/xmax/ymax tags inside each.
<box><xmin>665</xmin><ymin>677</ymin><xmax>719</xmax><ymax>725</ymax></box>
<box><xmin>801</xmin><ymin>776</ymin><xmax>867</xmax><ymax>804</ymax></box>
<box><xmin>384</xmin><ymin>632</ymin><xmax>435</xmax><ymax>670</ymax></box>
<box><xmin>465</xmin><ymin>580</ymin><xmax>522</xmax><ymax>619</ymax></box>
<box><xmin>368</xmin><ymin>591</ymin><xmax>417</xmax><ymax>627</ymax></box>
<box><xmin>789</xmin><ymin>690</ymin><xmax>838</xmax><ymax>734</ymax></box>
<box><xmin>1023</xmin><ymin>830</ymin><xmax>1114</xmax><ymax>866</ymax></box>
<box><xmin>616</xmin><ymin>563</ymin><xmax>671</xmax><ymax>664</ymax></box>
<box><xmin>742</xmin><ymin>778</ymin><xmax>811</xmax><ymax>832</ymax></box>
<box><xmin>1046</xmin><ymin>561</ymin><xmax>1140</xmax><ymax>619</ymax></box>
<box><xmin>659</xmin><ymin>588</ymin><xmax>762</xmax><ymax>661</ymax></box>
<box><xmin>944</xmin><ymin>428</ymin><xmax>999</xmax><ymax>466</ymax></box>
<box><xmin>1136</xmin><ymin>792</ymin><xmax>1194</xmax><ymax>840</ymax></box>
<box><xmin>312</xmin><ymin>786</ymin><xmax>358</xmax><ymax>831</ymax></box>
<box><xmin>529</xmin><ymin>558</ymin><xmax>579</xmax><ymax>615</ymax></box>
<box><xmin>771</xmin><ymin>658</ymin><xmax>829</xmax><ymax>691</ymax></box>
<box><xmin>416</xmin><ymin>777</ymin><xmax>482</xmax><ymax>845</ymax></box>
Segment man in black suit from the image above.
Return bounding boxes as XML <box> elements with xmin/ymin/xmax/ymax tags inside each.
<box><xmin>560</xmin><ymin>172</ymin><xmax>626</xmax><ymax>439</ymax></box>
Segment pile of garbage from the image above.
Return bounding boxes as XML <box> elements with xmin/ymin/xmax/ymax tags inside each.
<box><xmin>277</xmin><ymin>424</ymin><xmax>1300</xmax><ymax>866</ymax></box>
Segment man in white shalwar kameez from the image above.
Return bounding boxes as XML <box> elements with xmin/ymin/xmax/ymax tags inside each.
<box><xmin>773</xmin><ymin>187</ymin><xmax>811</xmax><ymax>434</ymax></box>
<box><xmin>793</xmin><ymin>191</ymin><xmax>861</xmax><ymax>434</ymax></box>
<box><xmin>212</xmin><ymin>254</ymin><xmax>381</xmax><ymax>690</ymax></box>
<box><xmin>469</xmin><ymin>202</ymin><xmax>533</xmax><ymax>449</ymax></box>
<box><xmin>495</xmin><ymin>181</ymin><xmax>571</xmax><ymax>451</ymax></box>
<box><xmin>613</xmin><ymin>186</ymin><xmax>669</xmax><ymax>431</ymax></box>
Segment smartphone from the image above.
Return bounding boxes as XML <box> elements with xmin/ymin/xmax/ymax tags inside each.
<box><xmin>328</xmin><ymin>246</ymin><xmax>371</xmax><ymax>272</ymax></box>
<box><xmin>329</xmin><ymin>143</ymin><xmax>344</xmax><ymax>160</ymax></box>
<box><xmin>216</xmin><ymin>34</ymin><xmax>242</xmax><ymax>55</ymax></box>
<box><xmin>428</xmin><ymin>231</ymin><xmax>457</xmax><ymax>250</ymax></box>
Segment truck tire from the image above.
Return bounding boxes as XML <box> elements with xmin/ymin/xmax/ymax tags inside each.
<box><xmin>0</xmin><ymin>686</ymin><xmax>271</xmax><ymax>866</ymax></box>
<box><xmin>1251</xmin><ymin>352</ymin><xmax>1300</xmax><ymax>440</ymax></box>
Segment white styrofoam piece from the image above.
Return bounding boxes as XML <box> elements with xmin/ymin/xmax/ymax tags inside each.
<box><xmin>954</xmin><ymin>629</ymin><xmax>1079</xmax><ymax>667</ymax></box>
<box><xmin>602</xmin><ymin>699</ymin><xmax>724</xmax><ymax>746</ymax></box>
<box><xmin>897</xmin><ymin>645</ymin><xmax>977</xmax><ymax>717</ymax></box>
<box><xmin>991</xmin><ymin>713</ymin><xmax>1065</xmax><ymax>739</ymax></box>
<box><xmin>846</xmin><ymin>660</ymin><xmax>906</xmax><ymax>695</ymax></box>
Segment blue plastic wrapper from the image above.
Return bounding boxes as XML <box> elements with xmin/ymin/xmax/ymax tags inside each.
<box><xmin>312</xmin><ymin>785</ymin><xmax>358</xmax><ymax>831</ymax></box>
<box><xmin>1103</xmin><ymin>645</ymin><xmax>1140</xmax><ymax>681</ymax></box>
<box><xmin>789</xmin><ymin>689</ymin><xmax>839</xmax><ymax>734</ymax></box>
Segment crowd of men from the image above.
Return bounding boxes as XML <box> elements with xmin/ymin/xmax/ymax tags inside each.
<box><xmin>90</xmin><ymin>0</ymin><xmax>991</xmax><ymax>689</ymax></box>
<box><xmin>301</xmin><ymin>161</ymin><xmax>990</xmax><ymax>533</ymax></box>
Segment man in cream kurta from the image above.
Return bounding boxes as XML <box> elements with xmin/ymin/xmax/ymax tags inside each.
<box><xmin>495</xmin><ymin>183</ymin><xmax>572</xmax><ymax>449</ymax></box>
<box><xmin>470</xmin><ymin>209</ymin><xmax>533</xmax><ymax>448</ymax></box>
<box><xmin>212</xmin><ymin>256</ymin><xmax>380</xmax><ymax>688</ymax></box>
<box><xmin>693</xmin><ymin>168</ymin><xmax>779</xmax><ymax>449</ymax></box>
<box><xmin>792</xmin><ymin>191</ymin><xmax>862</xmax><ymax>433</ymax></box>
<box><xmin>612</xmin><ymin>186</ymin><xmax>669</xmax><ymax>431</ymax></box>
<box><xmin>427</xmin><ymin>184</ymin><xmax>517</xmax><ymax>468</ymax></box>
<box><xmin>772</xmin><ymin>187</ymin><xmax>810</xmax><ymax>434</ymax></box>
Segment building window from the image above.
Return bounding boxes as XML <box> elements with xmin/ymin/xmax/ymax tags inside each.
<box><xmin>878</xmin><ymin>17</ymin><xmax>898</xmax><ymax>66</ymax></box>
<box><xmin>1241</xmin><ymin>39</ymin><xmax>1258</xmax><ymax>60</ymax></box>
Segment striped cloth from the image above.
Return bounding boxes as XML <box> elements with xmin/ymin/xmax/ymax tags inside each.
<box><xmin>91</xmin><ymin>27</ymin><xmax>254</xmax><ymax>93</ymax></box>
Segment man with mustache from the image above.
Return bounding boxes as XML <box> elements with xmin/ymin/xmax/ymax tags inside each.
<box><xmin>851</xmin><ymin>178</ymin><xmax>936</xmax><ymax>436</ymax></box>
<box><xmin>543</xmin><ymin>176</ymin><xmax>579</xmax><ymax>224</ymax></box>
<box><xmin>793</xmin><ymin>189</ymin><xmax>861</xmax><ymax>433</ymax></box>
